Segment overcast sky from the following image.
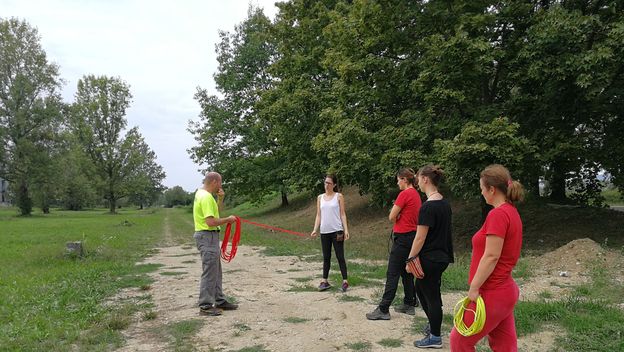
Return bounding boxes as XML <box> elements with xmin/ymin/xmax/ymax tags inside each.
<box><xmin>2</xmin><ymin>0</ymin><xmax>279</xmax><ymax>191</ymax></box>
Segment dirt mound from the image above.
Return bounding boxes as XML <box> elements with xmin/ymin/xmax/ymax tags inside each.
<box><xmin>519</xmin><ymin>238</ymin><xmax>624</xmax><ymax>301</ymax></box>
<box><xmin>533</xmin><ymin>238</ymin><xmax>621</xmax><ymax>276</ymax></box>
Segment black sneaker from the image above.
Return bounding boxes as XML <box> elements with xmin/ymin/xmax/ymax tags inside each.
<box><xmin>199</xmin><ymin>306</ymin><xmax>222</xmax><ymax>316</ymax></box>
<box><xmin>394</xmin><ymin>304</ymin><xmax>416</xmax><ymax>315</ymax></box>
<box><xmin>365</xmin><ymin>307</ymin><xmax>390</xmax><ymax>320</ymax></box>
<box><xmin>216</xmin><ymin>301</ymin><xmax>238</xmax><ymax>310</ymax></box>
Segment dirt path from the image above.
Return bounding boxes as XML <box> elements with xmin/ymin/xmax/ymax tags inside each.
<box><xmin>115</xmin><ymin>238</ymin><xmax>565</xmax><ymax>352</ymax></box>
<box><xmin>116</xmin><ymin>211</ymin><xmax>624</xmax><ymax>351</ymax></box>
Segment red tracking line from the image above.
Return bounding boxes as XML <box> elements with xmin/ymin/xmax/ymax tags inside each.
<box><xmin>221</xmin><ymin>217</ymin><xmax>307</xmax><ymax>262</ymax></box>
<box><xmin>239</xmin><ymin>218</ymin><xmax>307</xmax><ymax>237</ymax></box>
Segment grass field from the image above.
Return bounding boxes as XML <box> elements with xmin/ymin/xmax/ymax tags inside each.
<box><xmin>1</xmin><ymin>190</ymin><xmax>623</xmax><ymax>351</ymax></box>
<box><xmin>0</xmin><ymin>207</ymin><xmax>190</xmax><ymax>351</ymax></box>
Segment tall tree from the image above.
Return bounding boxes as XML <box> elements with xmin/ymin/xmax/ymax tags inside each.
<box><xmin>125</xmin><ymin>128</ymin><xmax>166</xmax><ymax>209</ymax></box>
<box><xmin>72</xmin><ymin>75</ymin><xmax>163</xmax><ymax>213</ymax></box>
<box><xmin>189</xmin><ymin>6</ymin><xmax>288</xmax><ymax>205</ymax></box>
<box><xmin>508</xmin><ymin>1</ymin><xmax>624</xmax><ymax>204</ymax></box>
<box><xmin>260</xmin><ymin>0</ymin><xmax>341</xmax><ymax>196</ymax></box>
<box><xmin>0</xmin><ymin>17</ymin><xmax>63</xmax><ymax>215</ymax></box>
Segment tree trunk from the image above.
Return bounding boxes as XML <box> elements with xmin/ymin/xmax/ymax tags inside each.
<box><xmin>109</xmin><ymin>198</ymin><xmax>117</xmax><ymax>213</ymax></box>
<box><xmin>281</xmin><ymin>190</ymin><xmax>289</xmax><ymax>207</ymax></box>
<box><xmin>529</xmin><ymin>176</ymin><xmax>540</xmax><ymax>198</ymax></box>
<box><xmin>41</xmin><ymin>191</ymin><xmax>50</xmax><ymax>214</ymax></box>
<box><xmin>17</xmin><ymin>180</ymin><xmax>32</xmax><ymax>216</ymax></box>
<box><xmin>549</xmin><ymin>164</ymin><xmax>567</xmax><ymax>202</ymax></box>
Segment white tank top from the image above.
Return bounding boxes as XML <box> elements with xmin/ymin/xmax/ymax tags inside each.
<box><xmin>320</xmin><ymin>193</ymin><xmax>343</xmax><ymax>233</ymax></box>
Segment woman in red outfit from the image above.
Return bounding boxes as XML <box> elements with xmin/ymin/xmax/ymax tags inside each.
<box><xmin>450</xmin><ymin>164</ymin><xmax>525</xmax><ymax>352</ymax></box>
<box><xmin>366</xmin><ymin>168</ymin><xmax>422</xmax><ymax>320</ymax></box>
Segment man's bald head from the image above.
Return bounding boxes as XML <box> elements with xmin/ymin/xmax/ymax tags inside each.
<box><xmin>203</xmin><ymin>172</ymin><xmax>222</xmax><ymax>192</ymax></box>
<box><xmin>204</xmin><ymin>172</ymin><xmax>221</xmax><ymax>184</ymax></box>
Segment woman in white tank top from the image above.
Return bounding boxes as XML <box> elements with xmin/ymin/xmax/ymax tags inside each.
<box><xmin>310</xmin><ymin>174</ymin><xmax>350</xmax><ymax>292</ymax></box>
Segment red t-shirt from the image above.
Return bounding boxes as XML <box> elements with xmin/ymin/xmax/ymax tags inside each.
<box><xmin>468</xmin><ymin>202</ymin><xmax>523</xmax><ymax>290</ymax></box>
<box><xmin>393</xmin><ymin>187</ymin><xmax>422</xmax><ymax>233</ymax></box>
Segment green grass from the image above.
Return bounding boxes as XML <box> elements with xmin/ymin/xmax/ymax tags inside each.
<box><xmin>339</xmin><ymin>295</ymin><xmax>366</xmax><ymax>302</ymax></box>
<box><xmin>345</xmin><ymin>341</ymin><xmax>372</xmax><ymax>351</ymax></box>
<box><xmin>231</xmin><ymin>345</ymin><xmax>270</xmax><ymax>352</ymax></box>
<box><xmin>516</xmin><ymin>298</ymin><xmax>624</xmax><ymax>351</ymax></box>
<box><xmin>441</xmin><ymin>255</ymin><xmax>470</xmax><ymax>291</ymax></box>
<box><xmin>377</xmin><ymin>338</ymin><xmax>403</xmax><ymax>348</ymax></box>
<box><xmin>283</xmin><ymin>316</ymin><xmax>309</xmax><ymax>323</ymax></box>
<box><xmin>0</xmin><ymin>207</ymin><xmax>190</xmax><ymax>351</ymax></box>
<box><xmin>157</xmin><ymin>319</ymin><xmax>204</xmax><ymax>352</ymax></box>
<box><xmin>602</xmin><ymin>187</ymin><xmax>624</xmax><ymax>205</ymax></box>
<box><xmin>159</xmin><ymin>271</ymin><xmax>187</xmax><ymax>276</ymax></box>
<box><xmin>513</xmin><ymin>261</ymin><xmax>624</xmax><ymax>352</ymax></box>
<box><xmin>287</xmin><ymin>284</ymin><xmax>318</xmax><ymax>292</ymax></box>
<box><xmin>3</xmin><ymin>187</ymin><xmax>624</xmax><ymax>351</ymax></box>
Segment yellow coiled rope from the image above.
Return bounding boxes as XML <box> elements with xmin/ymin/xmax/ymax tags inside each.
<box><xmin>453</xmin><ymin>296</ymin><xmax>486</xmax><ymax>337</ymax></box>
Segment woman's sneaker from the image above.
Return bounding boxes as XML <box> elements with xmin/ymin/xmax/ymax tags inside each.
<box><xmin>318</xmin><ymin>281</ymin><xmax>331</xmax><ymax>291</ymax></box>
<box><xmin>341</xmin><ymin>282</ymin><xmax>349</xmax><ymax>292</ymax></box>
<box><xmin>414</xmin><ymin>334</ymin><xmax>442</xmax><ymax>349</ymax></box>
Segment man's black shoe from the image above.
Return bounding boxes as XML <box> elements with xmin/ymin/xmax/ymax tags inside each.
<box><xmin>216</xmin><ymin>301</ymin><xmax>239</xmax><ymax>310</ymax></box>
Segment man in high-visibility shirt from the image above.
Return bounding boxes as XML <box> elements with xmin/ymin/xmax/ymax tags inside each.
<box><xmin>193</xmin><ymin>171</ymin><xmax>238</xmax><ymax>316</ymax></box>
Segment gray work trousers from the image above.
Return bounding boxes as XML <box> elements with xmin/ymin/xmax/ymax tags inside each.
<box><xmin>194</xmin><ymin>231</ymin><xmax>226</xmax><ymax>307</ymax></box>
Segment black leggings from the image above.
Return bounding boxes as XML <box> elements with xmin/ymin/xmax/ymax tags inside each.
<box><xmin>415</xmin><ymin>258</ymin><xmax>449</xmax><ymax>337</ymax></box>
<box><xmin>321</xmin><ymin>232</ymin><xmax>347</xmax><ymax>280</ymax></box>
<box><xmin>379</xmin><ymin>232</ymin><xmax>417</xmax><ymax>312</ymax></box>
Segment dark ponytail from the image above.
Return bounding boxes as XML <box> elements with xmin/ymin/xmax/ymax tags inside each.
<box><xmin>397</xmin><ymin>168</ymin><xmax>416</xmax><ymax>187</ymax></box>
<box><xmin>417</xmin><ymin>164</ymin><xmax>445</xmax><ymax>187</ymax></box>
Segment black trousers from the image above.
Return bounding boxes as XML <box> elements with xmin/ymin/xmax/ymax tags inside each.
<box><xmin>321</xmin><ymin>231</ymin><xmax>347</xmax><ymax>280</ymax></box>
<box><xmin>378</xmin><ymin>231</ymin><xmax>417</xmax><ymax>312</ymax></box>
<box><xmin>415</xmin><ymin>258</ymin><xmax>449</xmax><ymax>337</ymax></box>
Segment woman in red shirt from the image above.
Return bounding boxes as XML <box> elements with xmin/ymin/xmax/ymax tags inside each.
<box><xmin>366</xmin><ymin>168</ymin><xmax>422</xmax><ymax>320</ymax></box>
<box><xmin>450</xmin><ymin>164</ymin><xmax>525</xmax><ymax>352</ymax></box>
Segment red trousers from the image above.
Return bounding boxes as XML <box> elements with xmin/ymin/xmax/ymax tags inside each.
<box><xmin>450</xmin><ymin>279</ymin><xmax>519</xmax><ymax>352</ymax></box>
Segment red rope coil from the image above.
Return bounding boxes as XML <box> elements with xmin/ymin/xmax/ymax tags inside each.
<box><xmin>221</xmin><ymin>216</ymin><xmax>241</xmax><ymax>262</ymax></box>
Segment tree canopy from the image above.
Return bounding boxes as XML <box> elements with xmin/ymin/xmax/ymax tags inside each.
<box><xmin>189</xmin><ymin>1</ymin><xmax>624</xmax><ymax>207</ymax></box>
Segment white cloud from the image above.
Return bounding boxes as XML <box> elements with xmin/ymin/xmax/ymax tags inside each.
<box><xmin>2</xmin><ymin>0</ymin><xmax>278</xmax><ymax>191</ymax></box>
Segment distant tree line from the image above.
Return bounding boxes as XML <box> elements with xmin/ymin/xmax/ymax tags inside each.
<box><xmin>0</xmin><ymin>18</ymin><xmax>166</xmax><ymax>214</ymax></box>
<box><xmin>189</xmin><ymin>1</ymin><xmax>624</xmax><ymax>207</ymax></box>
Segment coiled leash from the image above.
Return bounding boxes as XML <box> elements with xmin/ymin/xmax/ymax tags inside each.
<box><xmin>221</xmin><ymin>216</ymin><xmax>241</xmax><ymax>262</ymax></box>
<box><xmin>406</xmin><ymin>256</ymin><xmax>424</xmax><ymax>279</ymax></box>
<box><xmin>453</xmin><ymin>296</ymin><xmax>486</xmax><ymax>336</ymax></box>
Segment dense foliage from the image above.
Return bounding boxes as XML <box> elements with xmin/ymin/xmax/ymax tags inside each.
<box><xmin>189</xmin><ymin>1</ymin><xmax>624</xmax><ymax>206</ymax></box>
